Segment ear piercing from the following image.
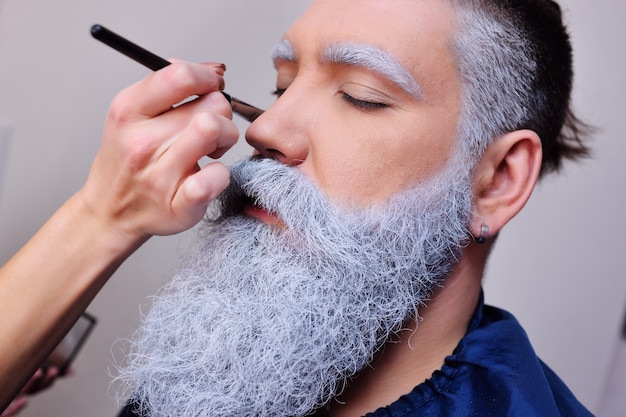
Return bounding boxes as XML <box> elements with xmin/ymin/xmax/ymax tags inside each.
<box><xmin>476</xmin><ymin>224</ymin><xmax>489</xmax><ymax>244</ymax></box>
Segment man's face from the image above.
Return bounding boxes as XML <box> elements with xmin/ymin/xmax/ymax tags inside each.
<box><xmin>116</xmin><ymin>2</ymin><xmax>473</xmax><ymax>416</ymax></box>
<box><xmin>246</xmin><ymin>0</ymin><xmax>462</xmax><ymax>208</ymax></box>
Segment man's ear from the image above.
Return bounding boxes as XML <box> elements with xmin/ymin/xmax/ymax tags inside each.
<box><xmin>469</xmin><ymin>129</ymin><xmax>543</xmax><ymax>241</ymax></box>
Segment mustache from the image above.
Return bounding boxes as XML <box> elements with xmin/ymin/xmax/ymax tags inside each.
<box><xmin>210</xmin><ymin>156</ymin><xmax>475</xmax><ymax>283</ymax></box>
<box><xmin>211</xmin><ymin>156</ymin><xmax>474</xmax><ymax>245</ymax></box>
<box><xmin>211</xmin><ymin>157</ymin><xmax>333</xmax><ymax>228</ymax></box>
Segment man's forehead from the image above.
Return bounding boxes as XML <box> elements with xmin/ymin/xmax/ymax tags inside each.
<box><xmin>271</xmin><ymin>39</ymin><xmax>423</xmax><ymax>99</ymax></box>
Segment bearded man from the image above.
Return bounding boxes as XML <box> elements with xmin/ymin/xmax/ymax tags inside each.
<box><xmin>112</xmin><ymin>0</ymin><xmax>593</xmax><ymax>416</ymax></box>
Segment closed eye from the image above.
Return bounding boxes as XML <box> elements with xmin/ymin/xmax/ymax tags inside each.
<box><xmin>272</xmin><ymin>88</ymin><xmax>390</xmax><ymax>110</ymax></box>
<box><xmin>272</xmin><ymin>88</ymin><xmax>287</xmax><ymax>98</ymax></box>
<box><xmin>342</xmin><ymin>92</ymin><xmax>389</xmax><ymax>110</ymax></box>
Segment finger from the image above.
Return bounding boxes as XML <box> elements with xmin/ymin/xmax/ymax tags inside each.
<box><xmin>171</xmin><ymin>59</ymin><xmax>226</xmax><ymax>74</ymax></box>
<box><xmin>160</xmin><ymin>94</ymin><xmax>239</xmax><ymax>172</ymax></box>
<box><xmin>199</xmin><ymin>61</ymin><xmax>227</xmax><ymax>71</ymax></box>
<box><xmin>169</xmin><ymin>81</ymin><xmax>232</xmax><ymax>119</ymax></box>
<box><xmin>21</xmin><ymin>368</ymin><xmax>43</xmax><ymax>394</ymax></box>
<box><xmin>108</xmin><ymin>62</ymin><xmax>225</xmax><ymax>123</ymax></box>
<box><xmin>174</xmin><ymin>161</ymin><xmax>231</xmax><ymax>219</ymax></box>
<box><xmin>114</xmin><ymin>89</ymin><xmax>235</xmax><ymax>168</ymax></box>
<box><xmin>37</xmin><ymin>366</ymin><xmax>60</xmax><ymax>390</ymax></box>
<box><xmin>23</xmin><ymin>366</ymin><xmax>59</xmax><ymax>394</ymax></box>
<box><xmin>1</xmin><ymin>396</ymin><xmax>28</xmax><ymax>417</ymax></box>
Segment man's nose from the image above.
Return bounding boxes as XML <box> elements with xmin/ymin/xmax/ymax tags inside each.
<box><xmin>244</xmin><ymin>92</ymin><xmax>309</xmax><ymax>166</ymax></box>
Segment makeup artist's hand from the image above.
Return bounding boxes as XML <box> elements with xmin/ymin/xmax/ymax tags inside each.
<box><xmin>79</xmin><ymin>61</ymin><xmax>239</xmax><ymax>242</ymax></box>
<box><xmin>0</xmin><ymin>367</ymin><xmax>64</xmax><ymax>416</ymax></box>
<box><xmin>0</xmin><ymin>61</ymin><xmax>239</xmax><ymax>412</ymax></box>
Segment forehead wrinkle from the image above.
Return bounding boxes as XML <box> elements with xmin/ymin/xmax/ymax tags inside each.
<box><xmin>322</xmin><ymin>42</ymin><xmax>422</xmax><ymax>99</ymax></box>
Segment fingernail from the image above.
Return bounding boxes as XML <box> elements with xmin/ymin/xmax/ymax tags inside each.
<box><xmin>210</xmin><ymin>63</ymin><xmax>227</xmax><ymax>76</ymax></box>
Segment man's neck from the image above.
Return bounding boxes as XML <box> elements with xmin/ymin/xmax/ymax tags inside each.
<box><xmin>324</xmin><ymin>244</ymin><xmax>488</xmax><ymax>417</ymax></box>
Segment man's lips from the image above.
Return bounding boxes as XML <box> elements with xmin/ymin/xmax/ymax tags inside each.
<box><xmin>243</xmin><ymin>203</ymin><xmax>286</xmax><ymax>229</ymax></box>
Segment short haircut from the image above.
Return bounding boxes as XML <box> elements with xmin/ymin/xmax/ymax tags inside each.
<box><xmin>448</xmin><ymin>0</ymin><xmax>591</xmax><ymax>177</ymax></box>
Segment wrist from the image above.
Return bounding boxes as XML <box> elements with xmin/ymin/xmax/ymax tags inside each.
<box><xmin>72</xmin><ymin>187</ymin><xmax>151</xmax><ymax>256</ymax></box>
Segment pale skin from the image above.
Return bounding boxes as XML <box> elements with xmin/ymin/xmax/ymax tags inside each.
<box><xmin>0</xmin><ymin>62</ymin><xmax>238</xmax><ymax>412</ymax></box>
<box><xmin>245</xmin><ymin>0</ymin><xmax>542</xmax><ymax>415</ymax></box>
<box><xmin>1</xmin><ymin>0</ymin><xmax>543</xmax><ymax>416</ymax></box>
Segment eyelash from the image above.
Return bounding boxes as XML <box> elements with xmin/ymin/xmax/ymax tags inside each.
<box><xmin>272</xmin><ymin>88</ymin><xmax>286</xmax><ymax>97</ymax></box>
<box><xmin>272</xmin><ymin>88</ymin><xmax>389</xmax><ymax>111</ymax></box>
<box><xmin>341</xmin><ymin>93</ymin><xmax>388</xmax><ymax>110</ymax></box>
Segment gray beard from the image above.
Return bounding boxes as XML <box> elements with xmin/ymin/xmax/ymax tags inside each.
<box><xmin>114</xmin><ymin>156</ymin><xmax>473</xmax><ymax>417</ymax></box>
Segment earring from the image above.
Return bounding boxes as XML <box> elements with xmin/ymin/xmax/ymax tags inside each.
<box><xmin>476</xmin><ymin>224</ymin><xmax>489</xmax><ymax>244</ymax></box>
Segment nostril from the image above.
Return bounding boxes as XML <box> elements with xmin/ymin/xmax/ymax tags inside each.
<box><xmin>262</xmin><ymin>148</ymin><xmax>305</xmax><ymax>166</ymax></box>
<box><xmin>245</xmin><ymin>117</ymin><xmax>308</xmax><ymax>166</ymax></box>
<box><xmin>266</xmin><ymin>148</ymin><xmax>282</xmax><ymax>156</ymax></box>
<box><xmin>286</xmin><ymin>158</ymin><xmax>305</xmax><ymax>167</ymax></box>
<box><xmin>266</xmin><ymin>148</ymin><xmax>287</xmax><ymax>161</ymax></box>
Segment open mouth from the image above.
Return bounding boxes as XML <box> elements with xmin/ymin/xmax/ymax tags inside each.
<box><xmin>242</xmin><ymin>199</ymin><xmax>286</xmax><ymax>229</ymax></box>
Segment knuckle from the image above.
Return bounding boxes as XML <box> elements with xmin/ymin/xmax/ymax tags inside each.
<box><xmin>214</xmin><ymin>94</ymin><xmax>233</xmax><ymax>115</ymax></box>
<box><xmin>164</xmin><ymin>63</ymin><xmax>198</xmax><ymax>91</ymax></box>
<box><xmin>198</xmin><ymin>92</ymin><xmax>232</xmax><ymax>118</ymax></box>
<box><xmin>107</xmin><ymin>93</ymin><xmax>136</xmax><ymax>126</ymax></box>
<box><xmin>123</xmin><ymin>133</ymin><xmax>159</xmax><ymax>169</ymax></box>
<box><xmin>193</xmin><ymin>112</ymin><xmax>221</xmax><ymax>137</ymax></box>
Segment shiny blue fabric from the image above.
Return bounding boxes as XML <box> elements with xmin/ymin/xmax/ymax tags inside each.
<box><xmin>363</xmin><ymin>295</ymin><xmax>594</xmax><ymax>417</ymax></box>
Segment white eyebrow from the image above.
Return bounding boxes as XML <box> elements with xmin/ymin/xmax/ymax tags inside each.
<box><xmin>321</xmin><ymin>43</ymin><xmax>422</xmax><ymax>99</ymax></box>
<box><xmin>271</xmin><ymin>39</ymin><xmax>296</xmax><ymax>64</ymax></box>
<box><xmin>271</xmin><ymin>40</ymin><xmax>422</xmax><ymax>99</ymax></box>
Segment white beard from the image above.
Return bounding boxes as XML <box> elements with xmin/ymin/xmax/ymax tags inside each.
<box><xmin>114</xmin><ymin>157</ymin><xmax>473</xmax><ymax>417</ymax></box>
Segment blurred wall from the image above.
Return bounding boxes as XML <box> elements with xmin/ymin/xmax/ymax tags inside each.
<box><xmin>0</xmin><ymin>0</ymin><xmax>623</xmax><ymax>415</ymax></box>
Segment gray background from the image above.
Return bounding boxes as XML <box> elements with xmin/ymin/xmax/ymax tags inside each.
<box><xmin>0</xmin><ymin>0</ymin><xmax>623</xmax><ymax>415</ymax></box>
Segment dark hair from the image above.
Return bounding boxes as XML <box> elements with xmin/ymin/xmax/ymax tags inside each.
<box><xmin>450</xmin><ymin>0</ymin><xmax>591</xmax><ymax>177</ymax></box>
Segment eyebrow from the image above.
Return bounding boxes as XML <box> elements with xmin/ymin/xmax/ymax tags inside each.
<box><xmin>271</xmin><ymin>39</ymin><xmax>297</xmax><ymax>63</ymax></box>
<box><xmin>271</xmin><ymin>39</ymin><xmax>422</xmax><ymax>99</ymax></box>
